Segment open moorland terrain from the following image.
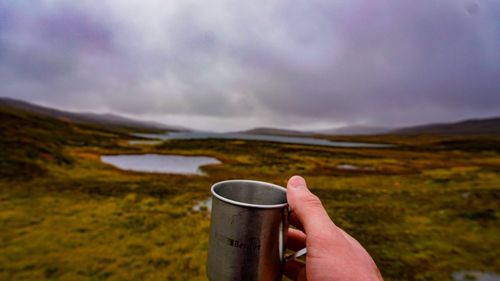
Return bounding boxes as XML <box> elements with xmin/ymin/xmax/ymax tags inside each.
<box><xmin>0</xmin><ymin>103</ymin><xmax>499</xmax><ymax>281</ymax></box>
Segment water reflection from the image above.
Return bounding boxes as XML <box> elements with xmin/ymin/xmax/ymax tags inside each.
<box><xmin>101</xmin><ymin>154</ymin><xmax>220</xmax><ymax>175</ymax></box>
<box><xmin>453</xmin><ymin>271</ymin><xmax>500</xmax><ymax>281</ymax></box>
<box><xmin>193</xmin><ymin>197</ymin><xmax>212</xmax><ymax>212</ymax></box>
<box><xmin>336</xmin><ymin>164</ymin><xmax>375</xmax><ymax>171</ymax></box>
<box><xmin>133</xmin><ymin>132</ymin><xmax>392</xmax><ymax>148</ymax></box>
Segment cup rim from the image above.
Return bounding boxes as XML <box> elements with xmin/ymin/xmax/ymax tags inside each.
<box><xmin>211</xmin><ymin>179</ymin><xmax>288</xmax><ymax>209</ymax></box>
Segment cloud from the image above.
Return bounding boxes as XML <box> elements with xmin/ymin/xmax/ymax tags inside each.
<box><xmin>0</xmin><ymin>0</ymin><xmax>499</xmax><ymax>130</ymax></box>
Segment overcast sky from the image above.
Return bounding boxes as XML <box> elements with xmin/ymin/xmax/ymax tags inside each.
<box><xmin>1</xmin><ymin>0</ymin><xmax>499</xmax><ymax>131</ymax></box>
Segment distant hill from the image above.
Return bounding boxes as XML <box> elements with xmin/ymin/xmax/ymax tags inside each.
<box><xmin>314</xmin><ymin>125</ymin><xmax>392</xmax><ymax>136</ymax></box>
<box><xmin>0</xmin><ymin>97</ymin><xmax>190</xmax><ymax>180</ymax></box>
<box><xmin>239</xmin><ymin>117</ymin><xmax>500</xmax><ymax>137</ymax></box>
<box><xmin>389</xmin><ymin>117</ymin><xmax>500</xmax><ymax>135</ymax></box>
<box><xmin>236</xmin><ymin>127</ymin><xmax>312</xmax><ymax>136</ymax></box>
<box><xmin>0</xmin><ymin>97</ymin><xmax>188</xmax><ymax>133</ymax></box>
<box><xmin>238</xmin><ymin>126</ymin><xmax>392</xmax><ymax>136</ymax></box>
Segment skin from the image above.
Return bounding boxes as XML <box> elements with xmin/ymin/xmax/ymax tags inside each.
<box><xmin>284</xmin><ymin>175</ymin><xmax>384</xmax><ymax>281</ymax></box>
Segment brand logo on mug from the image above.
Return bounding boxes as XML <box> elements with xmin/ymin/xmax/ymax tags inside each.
<box><xmin>214</xmin><ymin>232</ymin><xmax>261</xmax><ymax>251</ymax></box>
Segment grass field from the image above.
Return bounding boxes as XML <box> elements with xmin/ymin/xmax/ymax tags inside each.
<box><xmin>0</xmin><ymin>107</ymin><xmax>499</xmax><ymax>280</ymax></box>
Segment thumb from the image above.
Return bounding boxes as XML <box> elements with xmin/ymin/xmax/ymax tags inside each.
<box><xmin>287</xmin><ymin>176</ymin><xmax>335</xmax><ymax>236</ymax></box>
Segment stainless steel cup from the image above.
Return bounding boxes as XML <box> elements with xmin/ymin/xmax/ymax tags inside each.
<box><xmin>207</xmin><ymin>179</ymin><xmax>298</xmax><ymax>281</ymax></box>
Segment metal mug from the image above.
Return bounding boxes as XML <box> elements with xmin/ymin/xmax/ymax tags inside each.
<box><xmin>206</xmin><ymin>179</ymin><xmax>306</xmax><ymax>281</ymax></box>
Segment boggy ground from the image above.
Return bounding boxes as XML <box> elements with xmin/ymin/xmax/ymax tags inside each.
<box><xmin>0</xmin><ymin>117</ymin><xmax>499</xmax><ymax>280</ymax></box>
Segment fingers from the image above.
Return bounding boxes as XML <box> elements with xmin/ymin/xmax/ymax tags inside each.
<box><xmin>287</xmin><ymin>176</ymin><xmax>335</xmax><ymax>237</ymax></box>
<box><xmin>287</xmin><ymin>228</ymin><xmax>306</xmax><ymax>251</ymax></box>
<box><xmin>289</xmin><ymin>209</ymin><xmax>304</xmax><ymax>231</ymax></box>
<box><xmin>284</xmin><ymin>259</ymin><xmax>307</xmax><ymax>281</ymax></box>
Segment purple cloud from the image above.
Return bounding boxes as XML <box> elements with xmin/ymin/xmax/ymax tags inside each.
<box><xmin>0</xmin><ymin>0</ymin><xmax>499</xmax><ymax>130</ymax></box>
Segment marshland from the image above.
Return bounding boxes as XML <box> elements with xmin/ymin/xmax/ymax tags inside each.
<box><xmin>1</xmin><ymin>104</ymin><xmax>499</xmax><ymax>280</ymax></box>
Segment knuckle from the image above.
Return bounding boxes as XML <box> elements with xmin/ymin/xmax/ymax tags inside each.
<box><xmin>302</xmin><ymin>194</ymin><xmax>323</xmax><ymax>208</ymax></box>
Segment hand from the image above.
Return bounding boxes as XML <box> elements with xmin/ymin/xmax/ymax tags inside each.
<box><xmin>284</xmin><ymin>176</ymin><xmax>383</xmax><ymax>281</ymax></box>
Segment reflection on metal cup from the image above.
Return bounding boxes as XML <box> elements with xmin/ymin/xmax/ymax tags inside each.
<box><xmin>207</xmin><ymin>180</ymin><xmax>289</xmax><ymax>281</ymax></box>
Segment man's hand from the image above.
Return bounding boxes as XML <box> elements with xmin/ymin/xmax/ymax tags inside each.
<box><xmin>284</xmin><ymin>176</ymin><xmax>383</xmax><ymax>281</ymax></box>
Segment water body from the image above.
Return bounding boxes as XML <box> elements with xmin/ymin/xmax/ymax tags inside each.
<box><xmin>336</xmin><ymin>164</ymin><xmax>375</xmax><ymax>171</ymax></box>
<box><xmin>192</xmin><ymin>197</ymin><xmax>212</xmax><ymax>212</ymax></box>
<box><xmin>101</xmin><ymin>154</ymin><xmax>221</xmax><ymax>175</ymax></box>
<box><xmin>133</xmin><ymin>132</ymin><xmax>392</xmax><ymax>148</ymax></box>
<box><xmin>452</xmin><ymin>271</ymin><xmax>500</xmax><ymax>281</ymax></box>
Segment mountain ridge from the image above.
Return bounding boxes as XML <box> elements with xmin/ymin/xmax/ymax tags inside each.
<box><xmin>314</xmin><ymin>125</ymin><xmax>392</xmax><ymax>136</ymax></box>
<box><xmin>238</xmin><ymin>117</ymin><xmax>500</xmax><ymax>136</ymax></box>
<box><xmin>389</xmin><ymin>117</ymin><xmax>500</xmax><ymax>135</ymax></box>
<box><xmin>232</xmin><ymin>127</ymin><xmax>313</xmax><ymax>136</ymax></box>
<box><xmin>2</xmin><ymin>97</ymin><xmax>499</xmax><ymax>136</ymax></box>
<box><xmin>0</xmin><ymin>97</ymin><xmax>188</xmax><ymax>133</ymax></box>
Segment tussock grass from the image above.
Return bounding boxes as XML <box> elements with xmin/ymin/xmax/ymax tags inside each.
<box><xmin>0</xmin><ymin>107</ymin><xmax>499</xmax><ymax>280</ymax></box>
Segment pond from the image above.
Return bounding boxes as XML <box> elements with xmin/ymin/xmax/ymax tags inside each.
<box><xmin>336</xmin><ymin>164</ymin><xmax>375</xmax><ymax>171</ymax></box>
<box><xmin>133</xmin><ymin>132</ymin><xmax>392</xmax><ymax>148</ymax></box>
<box><xmin>452</xmin><ymin>271</ymin><xmax>500</xmax><ymax>281</ymax></box>
<box><xmin>101</xmin><ymin>154</ymin><xmax>221</xmax><ymax>175</ymax></box>
<box><xmin>192</xmin><ymin>197</ymin><xmax>212</xmax><ymax>212</ymax></box>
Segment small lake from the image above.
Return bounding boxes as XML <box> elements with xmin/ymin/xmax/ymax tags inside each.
<box><xmin>336</xmin><ymin>164</ymin><xmax>375</xmax><ymax>171</ymax></box>
<box><xmin>133</xmin><ymin>132</ymin><xmax>392</xmax><ymax>148</ymax></box>
<box><xmin>101</xmin><ymin>154</ymin><xmax>221</xmax><ymax>175</ymax></box>
<box><xmin>453</xmin><ymin>271</ymin><xmax>500</xmax><ymax>281</ymax></box>
<box><xmin>192</xmin><ymin>197</ymin><xmax>212</xmax><ymax>212</ymax></box>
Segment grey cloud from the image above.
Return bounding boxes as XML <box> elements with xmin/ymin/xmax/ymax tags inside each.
<box><xmin>0</xmin><ymin>0</ymin><xmax>499</xmax><ymax>130</ymax></box>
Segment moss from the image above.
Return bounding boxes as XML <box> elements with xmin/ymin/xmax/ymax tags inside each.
<box><xmin>0</xmin><ymin>106</ymin><xmax>499</xmax><ymax>280</ymax></box>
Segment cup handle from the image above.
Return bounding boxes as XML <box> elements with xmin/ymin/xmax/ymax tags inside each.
<box><xmin>279</xmin><ymin>219</ymin><xmax>285</xmax><ymax>263</ymax></box>
<box><xmin>285</xmin><ymin>247</ymin><xmax>307</xmax><ymax>262</ymax></box>
<box><xmin>281</xmin><ymin>207</ymin><xmax>307</xmax><ymax>263</ymax></box>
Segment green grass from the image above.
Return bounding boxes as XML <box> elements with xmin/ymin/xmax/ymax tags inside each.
<box><xmin>0</xmin><ymin>107</ymin><xmax>499</xmax><ymax>280</ymax></box>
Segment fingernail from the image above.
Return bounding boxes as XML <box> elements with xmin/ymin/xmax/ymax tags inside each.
<box><xmin>289</xmin><ymin>176</ymin><xmax>306</xmax><ymax>188</ymax></box>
